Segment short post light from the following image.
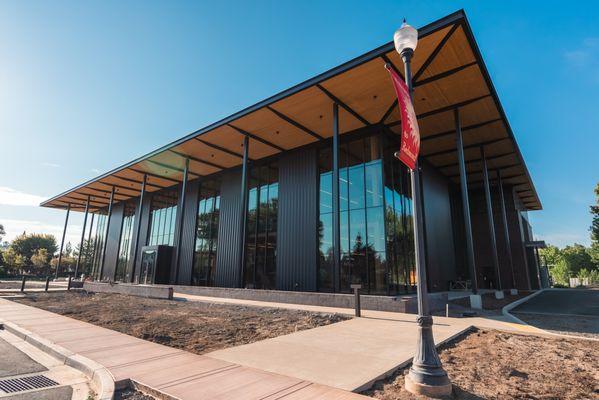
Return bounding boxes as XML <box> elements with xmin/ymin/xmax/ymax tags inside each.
<box><xmin>394</xmin><ymin>20</ymin><xmax>452</xmax><ymax>398</ymax></box>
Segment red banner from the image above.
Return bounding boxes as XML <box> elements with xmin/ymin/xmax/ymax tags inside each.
<box><xmin>385</xmin><ymin>64</ymin><xmax>420</xmax><ymax>170</ymax></box>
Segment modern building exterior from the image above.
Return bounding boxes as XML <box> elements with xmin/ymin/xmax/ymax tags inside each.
<box><xmin>42</xmin><ymin>10</ymin><xmax>544</xmax><ymax>296</ymax></box>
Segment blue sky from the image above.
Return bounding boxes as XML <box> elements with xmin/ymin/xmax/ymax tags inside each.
<box><xmin>0</xmin><ymin>0</ymin><xmax>598</xmax><ymax>248</ymax></box>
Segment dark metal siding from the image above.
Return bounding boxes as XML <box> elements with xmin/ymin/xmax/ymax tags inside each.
<box><xmin>102</xmin><ymin>202</ymin><xmax>124</xmax><ymax>281</ymax></box>
<box><xmin>177</xmin><ymin>180</ymin><xmax>200</xmax><ymax>285</ymax></box>
<box><xmin>421</xmin><ymin>161</ymin><xmax>457</xmax><ymax>292</ymax></box>
<box><xmin>276</xmin><ymin>148</ymin><xmax>318</xmax><ymax>291</ymax></box>
<box><xmin>214</xmin><ymin>170</ymin><xmax>243</xmax><ymax>287</ymax></box>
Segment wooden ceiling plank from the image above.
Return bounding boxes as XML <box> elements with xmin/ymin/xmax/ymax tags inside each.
<box><xmin>415</xmin><ymin>61</ymin><xmax>477</xmax><ymax>87</ymax></box>
<box><xmin>168</xmin><ymin>149</ymin><xmax>226</xmax><ymax>170</ymax></box>
<box><xmin>316</xmin><ymin>84</ymin><xmax>371</xmax><ymax>126</ymax></box>
<box><xmin>266</xmin><ymin>106</ymin><xmax>323</xmax><ymax>140</ymax></box>
<box><xmin>413</xmin><ymin>23</ymin><xmax>460</xmax><ymax>82</ymax></box>
<box><xmin>227</xmin><ymin>123</ymin><xmax>285</xmax><ymax>152</ymax></box>
<box><xmin>194</xmin><ymin>137</ymin><xmax>247</xmax><ymax>160</ymax></box>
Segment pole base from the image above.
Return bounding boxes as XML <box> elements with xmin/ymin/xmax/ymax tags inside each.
<box><xmin>405</xmin><ymin>373</ymin><xmax>452</xmax><ymax>398</ymax></box>
<box><xmin>510</xmin><ymin>288</ymin><xmax>518</xmax><ymax>295</ymax></box>
<box><xmin>469</xmin><ymin>294</ymin><xmax>482</xmax><ymax>309</ymax></box>
<box><xmin>494</xmin><ymin>290</ymin><xmax>504</xmax><ymax>300</ymax></box>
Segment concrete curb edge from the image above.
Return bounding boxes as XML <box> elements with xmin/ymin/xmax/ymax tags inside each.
<box><xmin>0</xmin><ymin>318</ymin><xmax>116</xmax><ymax>400</ymax></box>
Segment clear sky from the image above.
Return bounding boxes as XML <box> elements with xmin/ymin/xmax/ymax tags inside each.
<box><xmin>1</xmin><ymin>0</ymin><xmax>598</xmax><ymax>249</ymax></box>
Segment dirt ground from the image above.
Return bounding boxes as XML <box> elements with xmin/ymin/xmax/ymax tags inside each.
<box><xmin>364</xmin><ymin>328</ymin><xmax>599</xmax><ymax>400</ymax></box>
<box><xmin>114</xmin><ymin>388</ymin><xmax>155</xmax><ymax>400</ymax></box>
<box><xmin>12</xmin><ymin>291</ymin><xmax>348</xmax><ymax>354</ymax></box>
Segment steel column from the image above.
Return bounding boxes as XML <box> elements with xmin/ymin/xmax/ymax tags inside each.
<box><xmin>332</xmin><ymin>103</ymin><xmax>341</xmax><ymax>293</ymax></box>
<box><xmin>55</xmin><ymin>204</ymin><xmax>71</xmax><ymax>279</ymax></box>
<box><xmin>238</xmin><ymin>135</ymin><xmax>249</xmax><ymax>288</ymax></box>
<box><xmin>74</xmin><ymin>196</ymin><xmax>90</xmax><ymax>279</ymax></box>
<box><xmin>130</xmin><ymin>174</ymin><xmax>146</xmax><ymax>282</ymax></box>
<box><xmin>497</xmin><ymin>170</ymin><xmax>516</xmax><ymax>288</ymax></box>
<box><xmin>86</xmin><ymin>213</ymin><xmax>94</xmax><ymax>277</ymax></box>
<box><xmin>481</xmin><ymin>147</ymin><xmax>502</xmax><ymax>290</ymax></box>
<box><xmin>455</xmin><ymin>108</ymin><xmax>478</xmax><ymax>293</ymax></box>
<box><xmin>534</xmin><ymin>247</ymin><xmax>542</xmax><ymax>289</ymax></box>
<box><xmin>174</xmin><ymin>159</ymin><xmax>189</xmax><ymax>284</ymax></box>
<box><xmin>98</xmin><ymin>186</ymin><xmax>115</xmax><ymax>281</ymax></box>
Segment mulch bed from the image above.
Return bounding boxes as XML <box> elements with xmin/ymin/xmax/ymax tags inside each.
<box><xmin>364</xmin><ymin>328</ymin><xmax>599</xmax><ymax>399</ymax></box>
<box><xmin>12</xmin><ymin>291</ymin><xmax>348</xmax><ymax>354</ymax></box>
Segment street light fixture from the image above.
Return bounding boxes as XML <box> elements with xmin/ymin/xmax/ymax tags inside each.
<box><xmin>394</xmin><ymin>20</ymin><xmax>452</xmax><ymax>398</ymax></box>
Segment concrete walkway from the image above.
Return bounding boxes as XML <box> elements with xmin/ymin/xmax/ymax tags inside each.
<box><xmin>178</xmin><ymin>292</ymin><xmax>544</xmax><ymax>392</ymax></box>
<box><xmin>0</xmin><ymin>298</ymin><xmax>367</xmax><ymax>399</ymax></box>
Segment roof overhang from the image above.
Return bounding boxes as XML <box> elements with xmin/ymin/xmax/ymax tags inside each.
<box><xmin>41</xmin><ymin>9</ymin><xmax>542</xmax><ymax>212</ymax></box>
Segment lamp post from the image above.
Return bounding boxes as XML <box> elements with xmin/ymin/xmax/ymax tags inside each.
<box><xmin>394</xmin><ymin>20</ymin><xmax>452</xmax><ymax>398</ymax></box>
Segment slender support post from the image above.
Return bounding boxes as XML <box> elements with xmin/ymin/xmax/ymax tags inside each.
<box><xmin>74</xmin><ymin>196</ymin><xmax>90</xmax><ymax>279</ymax></box>
<box><xmin>481</xmin><ymin>146</ymin><xmax>502</xmax><ymax>291</ymax></box>
<box><xmin>351</xmin><ymin>284</ymin><xmax>362</xmax><ymax>317</ymax></box>
<box><xmin>455</xmin><ymin>109</ymin><xmax>478</xmax><ymax>294</ymax></box>
<box><xmin>20</xmin><ymin>275</ymin><xmax>26</xmax><ymax>292</ymax></box>
<box><xmin>99</xmin><ymin>186</ymin><xmax>115</xmax><ymax>281</ymax></box>
<box><xmin>174</xmin><ymin>159</ymin><xmax>189</xmax><ymax>284</ymax></box>
<box><xmin>45</xmin><ymin>276</ymin><xmax>50</xmax><ymax>291</ymax></box>
<box><xmin>67</xmin><ymin>275</ymin><xmax>72</xmax><ymax>291</ymax></box>
<box><xmin>497</xmin><ymin>170</ymin><xmax>516</xmax><ymax>289</ymax></box>
<box><xmin>130</xmin><ymin>174</ymin><xmax>146</xmax><ymax>283</ymax></box>
<box><xmin>400</xmin><ymin>47</ymin><xmax>451</xmax><ymax>396</ymax></box>
<box><xmin>86</xmin><ymin>213</ymin><xmax>95</xmax><ymax>277</ymax></box>
<box><xmin>238</xmin><ymin>136</ymin><xmax>249</xmax><ymax>288</ymax></box>
<box><xmin>332</xmin><ymin>103</ymin><xmax>341</xmax><ymax>293</ymax></box>
<box><xmin>55</xmin><ymin>204</ymin><xmax>71</xmax><ymax>279</ymax></box>
<box><xmin>534</xmin><ymin>247</ymin><xmax>542</xmax><ymax>289</ymax></box>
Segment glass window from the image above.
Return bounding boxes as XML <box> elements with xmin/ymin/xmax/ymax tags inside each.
<box><xmin>244</xmin><ymin>162</ymin><xmax>278</xmax><ymax>290</ymax></box>
<box><xmin>147</xmin><ymin>189</ymin><xmax>178</xmax><ymax>247</ymax></box>
<box><xmin>115</xmin><ymin>203</ymin><xmax>136</xmax><ymax>282</ymax></box>
<box><xmin>192</xmin><ymin>178</ymin><xmax>220</xmax><ymax>286</ymax></box>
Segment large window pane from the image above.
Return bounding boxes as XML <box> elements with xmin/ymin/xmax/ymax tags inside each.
<box><xmin>192</xmin><ymin>179</ymin><xmax>220</xmax><ymax>286</ymax></box>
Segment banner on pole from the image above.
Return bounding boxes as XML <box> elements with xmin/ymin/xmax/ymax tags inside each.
<box><xmin>385</xmin><ymin>63</ymin><xmax>420</xmax><ymax>170</ymax></box>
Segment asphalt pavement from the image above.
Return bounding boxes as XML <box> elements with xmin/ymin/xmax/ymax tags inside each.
<box><xmin>512</xmin><ymin>289</ymin><xmax>599</xmax><ymax>316</ymax></box>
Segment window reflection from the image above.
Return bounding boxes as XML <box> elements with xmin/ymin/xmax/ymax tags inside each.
<box><xmin>193</xmin><ymin>179</ymin><xmax>221</xmax><ymax>286</ymax></box>
<box><xmin>147</xmin><ymin>189</ymin><xmax>178</xmax><ymax>246</ymax></box>
<box><xmin>115</xmin><ymin>203</ymin><xmax>136</xmax><ymax>282</ymax></box>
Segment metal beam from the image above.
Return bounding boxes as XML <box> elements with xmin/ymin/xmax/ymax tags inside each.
<box><xmin>86</xmin><ymin>213</ymin><xmax>95</xmax><ymax>277</ymax></box>
<box><xmin>129</xmin><ymin>168</ymin><xmax>181</xmax><ymax>184</ymax></box>
<box><xmin>413</xmin><ymin>23</ymin><xmax>460</xmax><ymax>82</ymax></box>
<box><xmin>455</xmin><ymin>109</ymin><xmax>478</xmax><ymax>293</ymax></box>
<box><xmin>481</xmin><ymin>146</ymin><xmax>502</xmax><ymax>290</ymax></box>
<box><xmin>194</xmin><ymin>137</ymin><xmax>247</xmax><ymax>159</ymax></box>
<box><xmin>74</xmin><ymin>196</ymin><xmax>90</xmax><ymax>279</ymax></box>
<box><xmin>332</xmin><ymin>102</ymin><xmax>341</xmax><ymax>293</ymax></box>
<box><xmin>266</xmin><ymin>106</ymin><xmax>324</xmax><ymax>140</ymax></box>
<box><xmin>238</xmin><ymin>136</ymin><xmax>250</xmax><ymax>288</ymax></box>
<box><xmin>437</xmin><ymin>151</ymin><xmax>515</xmax><ymax>169</ymax></box>
<box><xmin>227</xmin><ymin>124</ymin><xmax>285</xmax><ymax>152</ymax></box>
<box><xmin>316</xmin><ymin>84</ymin><xmax>371</xmax><ymax>126</ymax></box>
<box><xmin>174</xmin><ymin>159</ymin><xmax>189</xmax><ymax>284</ymax></box>
<box><xmin>469</xmin><ymin>172</ymin><xmax>525</xmax><ymax>185</ymax></box>
<box><xmin>95</xmin><ymin>182</ymin><xmax>141</xmax><ymax>195</ymax></box>
<box><xmin>381</xmin><ymin>54</ymin><xmax>405</xmax><ymax>81</ymax></box>
<box><xmin>146</xmin><ymin>159</ymin><xmax>202</xmax><ymax>178</ymax></box>
<box><xmin>379</xmin><ymin>99</ymin><xmax>398</xmax><ymax>124</ymax></box>
<box><xmin>98</xmin><ymin>186</ymin><xmax>115</xmax><ymax>281</ymax></box>
<box><xmin>111</xmin><ymin>174</ymin><xmax>164</xmax><ymax>190</ymax></box>
<box><xmin>415</xmin><ymin>61</ymin><xmax>477</xmax><ymax>87</ymax></box>
<box><xmin>447</xmin><ymin>162</ymin><xmax>521</xmax><ymax>178</ymax></box>
<box><xmin>497</xmin><ymin>169</ymin><xmax>516</xmax><ymax>289</ymax></box>
<box><xmin>422</xmin><ymin>118</ymin><xmax>501</xmax><ymax>142</ymax></box>
<box><xmin>423</xmin><ymin>137</ymin><xmax>508</xmax><ymax>158</ymax></box>
<box><xmin>55</xmin><ymin>203</ymin><xmax>71</xmax><ymax>279</ymax></box>
<box><xmin>168</xmin><ymin>149</ymin><xmax>227</xmax><ymax>170</ymax></box>
<box><xmin>130</xmin><ymin>174</ymin><xmax>146</xmax><ymax>283</ymax></box>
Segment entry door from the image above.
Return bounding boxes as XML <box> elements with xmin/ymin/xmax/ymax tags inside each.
<box><xmin>140</xmin><ymin>250</ymin><xmax>157</xmax><ymax>284</ymax></box>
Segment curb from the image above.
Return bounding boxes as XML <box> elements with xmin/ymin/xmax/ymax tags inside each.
<box><xmin>0</xmin><ymin>319</ymin><xmax>116</xmax><ymax>400</ymax></box>
<box><xmin>501</xmin><ymin>289</ymin><xmax>545</xmax><ymax>325</ymax></box>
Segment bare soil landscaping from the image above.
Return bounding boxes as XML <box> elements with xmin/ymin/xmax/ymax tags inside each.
<box><xmin>12</xmin><ymin>291</ymin><xmax>348</xmax><ymax>354</ymax></box>
<box><xmin>365</xmin><ymin>328</ymin><xmax>599</xmax><ymax>400</ymax></box>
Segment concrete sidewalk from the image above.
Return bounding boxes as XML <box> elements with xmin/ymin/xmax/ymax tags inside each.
<box><xmin>178</xmin><ymin>292</ymin><xmax>544</xmax><ymax>391</ymax></box>
<box><xmin>0</xmin><ymin>298</ymin><xmax>367</xmax><ymax>399</ymax></box>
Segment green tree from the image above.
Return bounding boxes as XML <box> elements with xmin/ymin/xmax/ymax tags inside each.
<box><xmin>550</xmin><ymin>259</ymin><xmax>571</xmax><ymax>286</ymax></box>
<box><xmin>3</xmin><ymin>248</ymin><xmax>25</xmax><ymax>274</ymax></box>
<box><xmin>31</xmin><ymin>248</ymin><xmax>51</xmax><ymax>273</ymax></box>
<box><xmin>0</xmin><ymin>224</ymin><xmax>5</xmax><ymax>242</ymax></box>
<box><xmin>10</xmin><ymin>233</ymin><xmax>58</xmax><ymax>265</ymax></box>
<box><xmin>539</xmin><ymin>245</ymin><xmax>562</xmax><ymax>267</ymax></box>
<box><xmin>591</xmin><ymin>182</ymin><xmax>599</xmax><ymax>242</ymax></box>
<box><xmin>561</xmin><ymin>244</ymin><xmax>595</xmax><ymax>274</ymax></box>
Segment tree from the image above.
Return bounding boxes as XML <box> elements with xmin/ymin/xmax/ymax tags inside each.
<box><xmin>550</xmin><ymin>259</ymin><xmax>571</xmax><ymax>286</ymax></box>
<box><xmin>591</xmin><ymin>182</ymin><xmax>599</xmax><ymax>242</ymax></box>
<box><xmin>0</xmin><ymin>224</ymin><xmax>5</xmax><ymax>242</ymax></box>
<box><xmin>3</xmin><ymin>248</ymin><xmax>25</xmax><ymax>274</ymax></box>
<box><xmin>31</xmin><ymin>248</ymin><xmax>50</xmax><ymax>273</ymax></box>
<box><xmin>539</xmin><ymin>245</ymin><xmax>562</xmax><ymax>267</ymax></box>
<box><xmin>10</xmin><ymin>233</ymin><xmax>58</xmax><ymax>265</ymax></box>
<box><xmin>561</xmin><ymin>244</ymin><xmax>595</xmax><ymax>275</ymax></box>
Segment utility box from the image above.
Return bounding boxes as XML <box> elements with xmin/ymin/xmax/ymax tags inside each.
<box><xmin>138</xmin><ymin>245</ymin><xmax>173</xmax><ymax>284</ymax></box>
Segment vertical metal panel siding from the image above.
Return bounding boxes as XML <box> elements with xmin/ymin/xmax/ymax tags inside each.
<box><xmin>214</xmin><ymin>170</ymin><xmax>243</xmax><ymax>287</ymax></box>
<box><xmin>130</xmin><ymin>196</ymin><xmax>152</xmax><ymax>281</ymax></box>
<box><xmin>103</xmin><ymin>202</ymin><xmax>124</xmax><ymax>280</ymax></box>
<box><xmin>177</xmin><ymin>180</ymin><xmax>199</xmax><ymax>285</ymax></box>
<box><xmin>276</xmin><ymin>148</ymin><xmax>318</xmax><ymax>291</ymax></box>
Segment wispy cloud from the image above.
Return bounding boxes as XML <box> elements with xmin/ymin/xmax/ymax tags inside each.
<box><xmin>563</xmin><ymin>37</ymin><xmax>599</xmax><ymax>83</ymax></box>
<box><xmin>0</xmin><ymin>218</ymin><xmax>82</xmax><ymax>247</ymax></box>
<box><xmin>0</xmin><ymin>187</ymin><xmax>47</xmax><ymax>207</ymax></box>
<box><xmin>90</xmin><ymin>168</ymin><xmax>100</xmax><ymax>174</ymax></box>
<box><xmin>41</xmin><ymin>162</ymin><xmax>60</xmax><ymax>168</ymax></box>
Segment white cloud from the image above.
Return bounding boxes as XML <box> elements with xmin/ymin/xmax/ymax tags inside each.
<box><xmin>0</xmin><ymin>187</ymin><xmax>47</xmax><ymax>207</ymax></box>
<box><xmin>41</xmin><ymin>162</ymin><xmax>60</xmax><ymax>168</ymax></box>
<box><xmin>563</xmin><ymin>37</ymin><xmax>599</xmax><ymax>82</ymax></box>
<box><xmin>90</xmin><ymin>168</ymin><xmax>100</xmax><ymax>174</ymax></box>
